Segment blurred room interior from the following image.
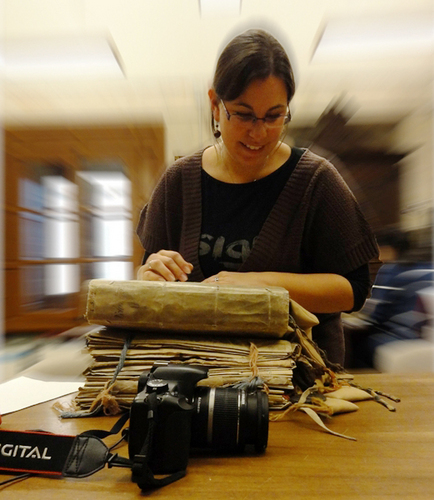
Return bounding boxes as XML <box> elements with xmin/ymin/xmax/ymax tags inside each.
<box><xmin>1</xmin><ymin>0</ymin><xmax>433</xmax><ymax>380</ymax></box>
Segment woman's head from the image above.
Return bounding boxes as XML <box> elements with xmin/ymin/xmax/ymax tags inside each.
<box><xmin>208</xmin><ymin>29</ymin><xmax>296</xmax><ymax>171</ymax></box>
<box><xmin>212</xmin><ymin>29</ymin><xmax>295</xmax><ymax>105</ymax></box>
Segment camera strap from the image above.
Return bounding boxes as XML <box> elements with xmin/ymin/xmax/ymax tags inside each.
<box><xmin>130</xmin><ymin>391</ymin><xmax>186</xmax><ymax>490</ymax></box>
<box><xmin>0</xmin><ymin>412</ymin><xmax>131</xmax><ymax>481</ymax></box>
<box><xmin>1</xmin><ymin>399</ymin><xmax>185</xmax><ymax>491</ymax></box>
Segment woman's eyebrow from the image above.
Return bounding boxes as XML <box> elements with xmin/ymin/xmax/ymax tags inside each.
<box><xmin>233</xmin><ymin>101</ymin><xmax>286</xmax><ymax>112</ymax></box>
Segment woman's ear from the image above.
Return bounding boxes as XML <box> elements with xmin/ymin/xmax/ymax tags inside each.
<box><xmin>208</xmin><ymin>88</ymin><xmax>220</xmax><ymax>121</ymax></box>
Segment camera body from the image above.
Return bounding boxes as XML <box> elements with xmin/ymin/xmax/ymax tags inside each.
<box><xmin>128</xmin><ymin>362</ymin><xmax>208</xmax><ymax>474</ymax></box>
<box><xmin>128</xmin><ymin>362</ymin><xmax>269</xmax><ymax>477</ymax></box>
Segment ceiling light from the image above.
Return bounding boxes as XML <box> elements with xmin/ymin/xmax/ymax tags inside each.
<box><xmin>0</xmin><ymin>35</ymin><xmax>124</xmax><ymax>80</ymax></box>
<box><xmin>312</xmin><ymin>13</ymin><xmax>434</xmax><ymax>62</ymax></box>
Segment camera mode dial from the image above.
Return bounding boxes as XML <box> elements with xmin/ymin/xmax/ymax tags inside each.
<box><xmin>147</xmin><ymin>378</ymin><xmax>169</xmax><ymax>394</ymax></box>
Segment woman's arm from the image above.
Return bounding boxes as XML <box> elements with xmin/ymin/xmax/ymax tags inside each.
<box><xmin>202</xmin><ymin>271</ymin><xmax>354</xmax><ymax>314</ymax></box>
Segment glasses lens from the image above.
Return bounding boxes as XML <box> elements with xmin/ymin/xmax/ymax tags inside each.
<box><xmin>233</xmin><ymin>113</ymin><xmax>256</xmax><ymax>124</ymax></box>
<box><xmin>264</xmin><ymin>115</ymin><xmax>286</xmax><ymax>128</ymax></box>
<box><xmin>232</xmin><ymin>113</ymin><xmax>287</xmax><ymax>128</ymax></box>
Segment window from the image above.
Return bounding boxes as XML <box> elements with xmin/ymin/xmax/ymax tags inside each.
<box><xmin>78</xmin><ymin>164</ymin><xmax>134</xmax><ymax>282</ymax></box>
<box><xmin>18</xmin><ymin>163</ymin><xmax>80</xmax><ymax>311</ymax></box>
<box><xmin>4</xmin><ymin>125</ymin><xmax>165</xmax><ymax>333</ymax></box>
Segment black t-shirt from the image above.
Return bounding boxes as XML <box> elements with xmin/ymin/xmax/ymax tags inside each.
<box><xmin>199</xmin><ymin>147</ymin><xmax>304</xmax><ymax>276</ymax></box>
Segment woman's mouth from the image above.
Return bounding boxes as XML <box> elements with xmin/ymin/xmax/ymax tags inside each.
<box><xmin>241</xmin><ymin>142</ymin><xmax>263</xmax><ymax>151</ymax></box>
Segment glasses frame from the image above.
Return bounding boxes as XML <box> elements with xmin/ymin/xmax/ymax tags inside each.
<box><xmin>220</xmin><ymin>100</ymin><xmax>290</xmax><ymax>128</ymax></box>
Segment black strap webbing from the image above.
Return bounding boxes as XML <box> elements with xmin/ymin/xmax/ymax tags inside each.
<box><xmin>0</xmin><ymin>429</ymin><xmax>75</xmax><ymax>476</ymax></box>
<box><xmin>131</xmin><ymin>391</ymin><xmax>186</xmax><ymax>490</ymax></box>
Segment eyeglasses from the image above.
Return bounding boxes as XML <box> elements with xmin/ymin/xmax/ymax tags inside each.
<box><xmin>220</xmin><ymin>100</ymin><xmax>289</xmax><ymax>128</ymax></box>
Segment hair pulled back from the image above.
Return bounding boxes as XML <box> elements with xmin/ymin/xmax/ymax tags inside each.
<box><xmin>213</xmin><ymin>29</ymin><xmax>296</xmax><ymax>105</ymax></box>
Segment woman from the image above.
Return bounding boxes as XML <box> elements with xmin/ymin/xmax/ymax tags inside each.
<box><xmin>136</xmin><ymin>29</ymin><xmax>379</xmax><ymax>364</ymax></box>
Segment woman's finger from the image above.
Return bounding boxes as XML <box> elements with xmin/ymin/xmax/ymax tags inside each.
<box><xmin>137</xmin><ymin>265</ymin><xmax>165</xmax><ymax>281</ymax></box>
<box><xmin>139</xmin><ymin>250</ymin><xmax>193</xmax><ymax>282</ymax></box>
<box><xmin>155</xmin><ymin>250</ymin><xmax>194</xmax><ymax>276</ymax></box>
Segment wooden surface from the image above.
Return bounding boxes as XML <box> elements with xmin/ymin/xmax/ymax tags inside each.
<box><xmin>1</xmin><ymin>372</ymin><xmax>434</xmax><ymax>499</ymax></box>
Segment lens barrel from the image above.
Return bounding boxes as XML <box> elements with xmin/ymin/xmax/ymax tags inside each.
<box><xmin>191</xmin><ymin>387</ymin><xmax>268</xmax><ymax>453</ymax></box>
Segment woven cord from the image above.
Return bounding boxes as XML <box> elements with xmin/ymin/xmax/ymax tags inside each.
<box><xmin>60</xmin><ymin>333</ymin><xmax>134</xmax><ymax>418</ymax></box>
<box><xmin>230</xmin><ymin>342</ymin><xmax>268</xmax><ymax>393</ymax></box>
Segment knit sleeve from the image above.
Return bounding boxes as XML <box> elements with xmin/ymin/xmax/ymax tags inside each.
<box><xmin>135</xmin><ymin>165</ymin><xmax>184</xmax><ymax>254</ymax></box>
<box><xmin>302</xmin><ymin>159</ymin><xmax>379</xmax><ymax>275</ymax></box>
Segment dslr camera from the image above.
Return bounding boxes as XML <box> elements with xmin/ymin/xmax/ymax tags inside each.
<box><xmin>128</xmin><ymin>362</ymin><xmax>268</xmax><ymax>481</ymax></box>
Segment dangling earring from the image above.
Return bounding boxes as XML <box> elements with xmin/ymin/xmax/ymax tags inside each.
<box><xmin>213</xmin><ymin>122</ymin><xmax>221</xmax><ymax>139</ymax></box>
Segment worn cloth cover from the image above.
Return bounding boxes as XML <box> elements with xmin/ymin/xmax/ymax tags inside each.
<box><xmin>85</xmin><ymin>280</ymin><xmax>292</xmax><ymax>337</ymax></box>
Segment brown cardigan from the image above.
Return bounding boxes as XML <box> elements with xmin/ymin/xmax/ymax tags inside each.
<box><xmin>137</xmin><ymin>148</ymin><xmax>379</xmax><ymax>364</ymax></box>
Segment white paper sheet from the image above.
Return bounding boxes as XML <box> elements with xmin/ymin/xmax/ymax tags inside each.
<box><xmin>0</xmin><ymin>376</ymin><xmax>82</xmax><ymax>415</ymax></box>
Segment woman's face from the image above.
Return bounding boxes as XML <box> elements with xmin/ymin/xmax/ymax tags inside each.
<box><xmin>209</xmin><ymin>75</ymin><xmax>288</xmax><ymax>171</ymax></box>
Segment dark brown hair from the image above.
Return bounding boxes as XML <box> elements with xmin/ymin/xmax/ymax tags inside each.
<box><xmin>213</xmin><ymin>29</ymin><xmax>295</xmax><ymax>103</ymax></box>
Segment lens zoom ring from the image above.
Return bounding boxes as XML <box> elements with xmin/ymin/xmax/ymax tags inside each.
<box><xmin>211</xmin><ymin>390</ymin><xmax>240</xmax><ymax>449</ymax></box>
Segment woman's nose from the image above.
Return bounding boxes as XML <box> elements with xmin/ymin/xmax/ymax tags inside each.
<box><xmin>248</xmin><ymin>120</ymin><xmax>268</xmax><ymax>140</ymax></box>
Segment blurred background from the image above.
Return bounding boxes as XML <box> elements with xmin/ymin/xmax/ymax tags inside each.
<box><xmin>0</xmin><ymin>0</ymin><xmax>433</xmax><ymax>380</ymax></box>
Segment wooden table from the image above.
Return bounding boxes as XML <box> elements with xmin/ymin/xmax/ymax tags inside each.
<box><xmin>1</xmin><ymin>373</ymin><xmax>433</xmax><ymax>499</ymax></box>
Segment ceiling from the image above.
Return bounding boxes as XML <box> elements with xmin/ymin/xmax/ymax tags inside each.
<box><xmin>2</xmin><ymin>0</ymin><xmax>433</xmax><ymax>156</ymax></box>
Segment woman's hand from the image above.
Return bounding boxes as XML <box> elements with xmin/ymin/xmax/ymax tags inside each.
<box><xmin>137</xmin><ymin>250</ymin><xmax>193</xmax><ymax>282</ymax></box>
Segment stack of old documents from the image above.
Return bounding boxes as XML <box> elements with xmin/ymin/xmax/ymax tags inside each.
<box><xmin>74</xmin><ymin>329</ymin><xmax>300</xmax><ymax>413</ymax></box>
<box><xmin>72</xmin><ymin>279</ymin><xmax>320</xmax><ymax>416</ymax></box>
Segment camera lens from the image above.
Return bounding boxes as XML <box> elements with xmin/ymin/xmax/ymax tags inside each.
<box><xmin>191</xmin><ymin>387</ymin><xmax>268</xmax><ymax>453</ymax></box>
